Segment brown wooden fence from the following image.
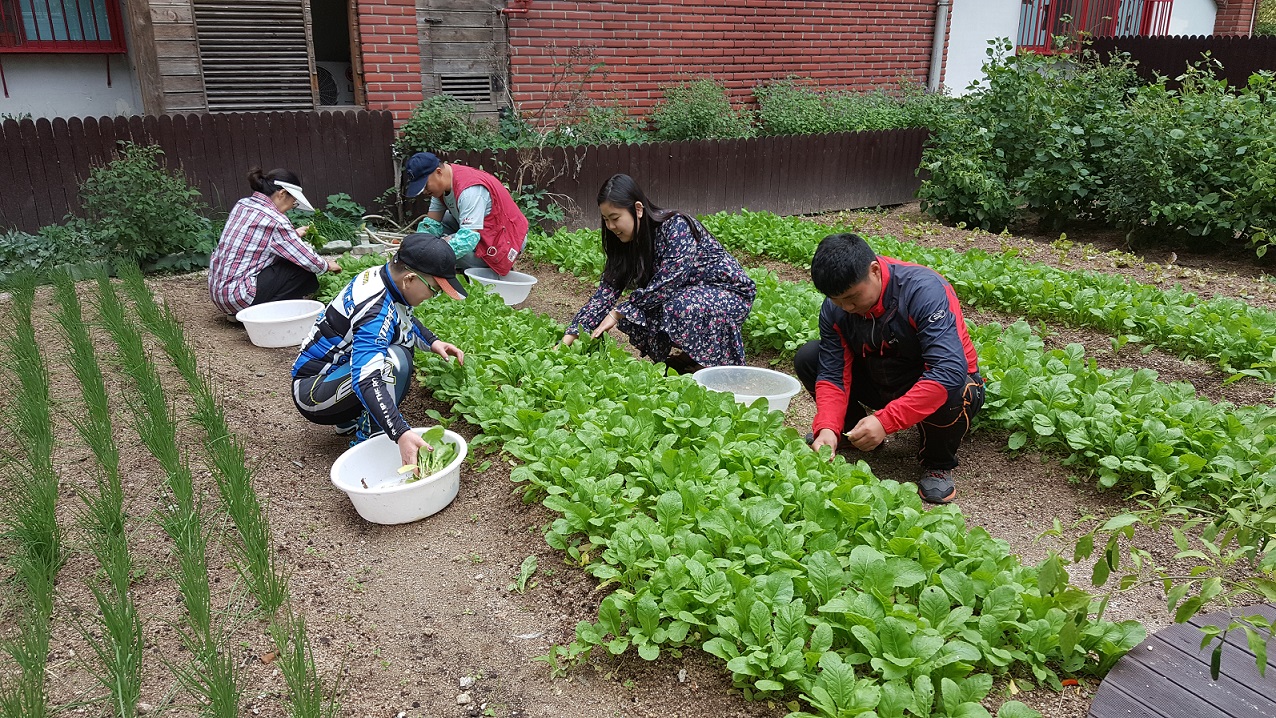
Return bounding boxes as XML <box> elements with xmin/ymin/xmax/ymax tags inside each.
<box><xmin>3</xmin><ymin>114</ymin><xmax>928</xmax><ymax>234</ymax></box>
<box><xmin>1090</xmin><ymin>35</ymin><xmax>1276</xmax><ymax>88</ymax></box>
<box><xmin>423</xmin><ymin>129</ymin><xmax>931</xmax><ymax>229</ymax></box>
<box><xmin>0</xmin><ymin>110</ymin><xmax>396</xmax><ymax>233</ymax></box>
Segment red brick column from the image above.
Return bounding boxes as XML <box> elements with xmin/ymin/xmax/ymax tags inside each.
<box><xmin>358</xmin><ymin>0</ymin><xmax>424</xmax><ymax>125</ymax></box>
<box><xmin>504</xmin><ymin>1</ymin><xmax>943</xmax><ymax>119</ymax></box>
<box><xmin>1214</xmin><ymin>0</ymin><xmax>1257</xmax><ymax>35</ymax></box>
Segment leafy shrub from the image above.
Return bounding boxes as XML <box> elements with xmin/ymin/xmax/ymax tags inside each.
<box><xmin>546</xmin><ymin>105</ymin><xmax>649</xmax><ymax>146</ymax></box>
<box><xmin>79</xmin><ymin>142</ymin><xmax>212</xmax><ymax>265</ymax></box>
<box><xmin>1099</xmin><ymin>67</ymin><xmax>1276</xmax><ymax>249</ymax></box>
<box><xmin>755</xmin><ymin>79</ymin><xmax>958</xmax><ymax>136</ymax></box>
<box><xmin>753</xmin><ymin>81</ymin><xmax>834</xmax><ymax>135</ymax></box>
<box><xmin>1257</xmin><ymin>0</ymin><xmax>1276</xmax><ymax>35</ymax></box>
<box><xmin>395</xmin><ymin>95</ymin><xmax>504</xmax><ymax>155</ymax></box>
<box><xmin>650</xmin><ymin>78</ymin><xmax>755</xmax><ymax>141</ymax></box>
<box><xmin>918</xmin><ymin>40</ymin><xmax>1139</xmax><ymax>232</ymax></box>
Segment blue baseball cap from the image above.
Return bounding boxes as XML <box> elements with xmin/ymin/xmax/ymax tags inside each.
<box><xmin>403</xmin><ymin>152</ymin><xmax>441</xmax><ymax>198</ymax></box>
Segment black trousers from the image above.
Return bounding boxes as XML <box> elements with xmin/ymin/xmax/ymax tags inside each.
<box><xmin>793</xmin><ymin>340</ymin><xmax>984</xmax><ymax>470</ymax></box>
<box><xmin>252</xmin><ymin>260</ymin><xmax>319</xmax><ymax>306</ymax></box>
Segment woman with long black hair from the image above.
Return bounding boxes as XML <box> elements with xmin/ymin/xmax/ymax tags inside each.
<box><xmin>560</xmin><ymin>174</ymin><xmax>756</xmax><ymax>371</ymax></box>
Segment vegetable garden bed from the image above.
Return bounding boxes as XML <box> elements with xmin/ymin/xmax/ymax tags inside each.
<box><xmin>2</xmin><ymin>209</ymin><xmax>1273</xmax><ymax>718</ymax></box>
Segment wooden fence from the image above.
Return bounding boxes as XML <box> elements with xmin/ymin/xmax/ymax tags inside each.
<box><xmin>416</xmin><ymin>129</ymin><xmax>931</xmax><ymax>230</ymax></box>
<box><xmin>1090</xmin><ymin>35</ymin><xmax>1276</xmax><ymax>88</ymax></box>
<box><xmin>0</xmin><ymin>110</ymin><xmax>396</xmax><ymax>233</ymax></box>
<box><xmin>2</xmin><ymin>113</ymin><xmax>928</xmax><ymax>234</ymax></box>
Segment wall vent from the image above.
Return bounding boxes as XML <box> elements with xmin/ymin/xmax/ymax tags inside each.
<box><xmin>439</xmin><ymin>75</ymin><xmax>493</xmax><ymax>104</ymax></box>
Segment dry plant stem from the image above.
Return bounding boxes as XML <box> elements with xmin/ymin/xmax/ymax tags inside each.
<box><xmin>51</xmin><ymin>273</ymin><xmax>144</xmax><ymax>718</ymax></box>
<box><xmin>94</xmin><ymin>273</ymin><xmax>245</xmax><ymax>717</ymax></box>
<box><xmin>118</xmin><ymin>266</ymin><xmax>337</xmax><ymax>718</ymax></box>
<box><xmin>0</xmin><ymin>279</ymin><xmax>63</xmax><ymax>718</ymax></box>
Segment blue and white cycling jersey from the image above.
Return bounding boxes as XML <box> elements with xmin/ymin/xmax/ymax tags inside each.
<box><xmin>292</xmin><ymin>264</ymin><xmax>438</xmax><ymax>441</ymax></box>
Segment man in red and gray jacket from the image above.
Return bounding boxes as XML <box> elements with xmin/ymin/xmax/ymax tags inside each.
<box><xmin>403</xmin><ymin>151</ymin><xmax>529</xmax><ymax>275</ymax></box>
<box><xmin>794</xmin><ymin>233</ymin><xmax>984</xmax><ymax>504</ymax></box>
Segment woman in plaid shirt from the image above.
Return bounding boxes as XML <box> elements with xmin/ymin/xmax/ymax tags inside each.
<box><xmin>208</xmin><ymin>167</ymin><xmax>340</xmax><ymax>316</ymax></box>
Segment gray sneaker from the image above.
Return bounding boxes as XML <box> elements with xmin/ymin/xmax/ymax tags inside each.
<box><xmin>917</xmin><ymin>469</ymin><xmax>956</xmax><ymax>504</ymax></box>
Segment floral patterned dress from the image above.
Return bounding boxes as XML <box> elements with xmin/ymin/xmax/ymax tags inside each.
<box><xmin>567</xmin><ymin>214</ymin><xmax>756</xmax><ymax>366</ymax></box>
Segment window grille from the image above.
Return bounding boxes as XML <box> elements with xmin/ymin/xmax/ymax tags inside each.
<box><xmin>1017</xmin><ymin>0</ymin><xmax>1174</xmax><ymax>54</ymax></box>
<box><xmin>0</xmin><ymin>0</ymin><xmax>126</xmax><ymax>53</ymax></box>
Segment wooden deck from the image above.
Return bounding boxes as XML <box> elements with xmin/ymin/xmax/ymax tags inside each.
<box><xmin>1089</xmin><ymin>604</ymin><xmax>1276</xmax><ymax>717</ymax></box>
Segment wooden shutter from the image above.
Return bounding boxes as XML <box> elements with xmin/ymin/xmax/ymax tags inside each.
<box><xmin>422</xmin><ymin>0</ymin><xmax>507</xmax><ymax>114</ymax></box>
<box><xmin>193</xmin><ymin>0</ymin><xmax>313</xmax><ymax>111</ymax></box>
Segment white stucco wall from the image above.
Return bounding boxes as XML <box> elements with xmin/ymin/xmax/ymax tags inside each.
<box><xmin>1168</xmin><ymin>0</ymin><xmax>1217</xmax><ymax>36</ymax></box>
<box><xmin>944</xmin><ymin>0</ymin><xmax>1024</xmax><ymax>95</ymax></box>
<box><xmin>0</xmin><ymin>54</ymin><xmax>142</xmax><ymax>119</ymax></box>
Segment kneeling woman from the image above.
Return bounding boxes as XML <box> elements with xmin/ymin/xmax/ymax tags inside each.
<box><xmin>561</xmin><ymin>174</ymin><xmax>755</xmax><ymax>371</ymax></box>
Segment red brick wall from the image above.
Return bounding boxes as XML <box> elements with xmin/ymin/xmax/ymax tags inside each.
<box><xmin>358</xmin><ymin>0</ymin><xmax>425</xmax><ymax>125</ymax></box>
<box><xmin>1214</xmin><ymin>0</ymin><xmax>1257</xmax><ymax>35</ymax></box>
<box><xmin>505</xmin><ymin>1</ymin><xmax>943</xmax><ymax>119</ymax></box>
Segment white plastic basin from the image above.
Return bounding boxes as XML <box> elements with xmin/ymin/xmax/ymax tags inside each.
<box><xmin>235</xmin><ymin>299</ymin><xmax>324</xmax><ymax>348</ymax></box>
<box><xmin>692</xmin><ymin>366</ymin><xmax>803</xmax><ymax>412</ymax></box>
<box><xmin>330</xmin><ymin>427</ymin><xmax>467</xmax><ymax>525</ymax></box>
<box><xmin>463</xmin><ymin>267</ymin><xmax>538</xmax><ymax>305</ymax></box>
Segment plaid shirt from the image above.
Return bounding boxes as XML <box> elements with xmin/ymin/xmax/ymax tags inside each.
<box><xmin>208</xmin><ymin>192</ymin><xmax>328</xmax><ymax>315</ymax></box>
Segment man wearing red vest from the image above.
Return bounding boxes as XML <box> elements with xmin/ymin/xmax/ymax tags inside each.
<box><xmin>403</xmin><ymin>152</ymin><xmax>529</xmax><ymax>276</ymax></box>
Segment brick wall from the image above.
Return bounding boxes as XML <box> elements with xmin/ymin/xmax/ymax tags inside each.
<box><xmin>358</xmin><ymin>0</ymin><xmax>425</xmax><ymax>124</ymax></box>
<box><xmin>505</xmin><ymin>1</ymin><xmax>943</xmax><ymax>119</ymax></box>
<box><xmin>1214</xmin><ymin>0</ymin><xmax>1257</xmax><ymax>35</ymax></box>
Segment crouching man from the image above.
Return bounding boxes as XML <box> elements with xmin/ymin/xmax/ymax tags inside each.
<box><xmin>292</xmin><ymin>233</ymin><xmax>466</xmax><ymax>468</ymax></box>
<box><xmin>796</xmin><ymin>233</ymin><xmax>984</xmax><ymax>504</ymax></box>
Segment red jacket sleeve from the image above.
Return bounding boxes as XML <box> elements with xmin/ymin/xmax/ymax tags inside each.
<box><xmin>812</xmin><ymin>300</ymin><xmax>852</xmax><ymax>438</ymax></box>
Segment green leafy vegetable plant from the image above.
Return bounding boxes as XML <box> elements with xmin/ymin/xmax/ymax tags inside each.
<box><xmin>0</xmin><ymin>279</ymin><xmax>62</xmax><ymax>718</ymax></box>
<box><xmin>400</xmin><ymin>426</ymin><xmax>458</xmax><ymax>482</ymax></box>
<box><xmin>118</xmin><ymin>265</ymin><xmax>338</xmax><ymax>718</ymax></box>
<box><xmin>410</xmin><ymin>286</ymin><xmax>1143</xmax><ymax>718</ymax></box>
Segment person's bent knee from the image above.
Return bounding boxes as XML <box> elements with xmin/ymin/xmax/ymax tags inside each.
<box><xmin>794</xmin><ymin>340</ymin><xmax>821</xmax><ymax>394</ymax></box>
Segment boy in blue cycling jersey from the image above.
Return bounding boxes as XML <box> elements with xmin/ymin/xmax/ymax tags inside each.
<box><xmin>292</xmin><ymin>233</ymin><xmax>466</xmax><ymax>468</ymax></box>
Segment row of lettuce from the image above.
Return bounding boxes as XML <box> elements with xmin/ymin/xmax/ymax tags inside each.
<box><xmin>705</xmin><ymin>210</ymin><xmax>1276</xmax><ymax>384</ymax></box>
<box><xmin>315</xmin><ymin>210</ymin><xmax>1276</xmax><ymax>713</ymax></box>
<box><xmin>518</xmin><ymin>219</ymin><xmax>1276</xmax><ymax>524</ymax></box>
<box><xmin>0</xmin><ymin>272</ymin><xmax>335</xmax><ymax>718</ymax></box>
<box><xmin>380</xmin><ymin>282</ymin><xmax>1133</xmax><ymax>718</ymax></box>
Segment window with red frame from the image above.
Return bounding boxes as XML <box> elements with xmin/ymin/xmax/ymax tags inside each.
<box><xmin>0</xmin><ymin>0</ymin><xmax>126</xmax><ymax>53</ymax></box>
<box><xmin>1018</xmin><ymin>0</ymin><xmax>1174</xmax><ymax>54</ymax></box>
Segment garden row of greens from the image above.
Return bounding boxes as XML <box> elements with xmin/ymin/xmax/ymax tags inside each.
<box><xmin>0</xmin><ymin>284</ymin><xmax>63</xmax><ymax>718</ymax></box>
<box><xmin>118</xmin><ymin>266</ymin><xmax>335</xmax><ymax>717</ymax></box>
<box><xmin>701</xmin><ymin>210</ymin><xmax>1276</xmax><ymax>383</ymax></box>
<box><xmin>507</xmin><ymin>221</ymin><xmax>1276</xmax><ymax>681</ymax></box>
<box><xmin>919</xmin><ymin>41</ymin><xmax>1276</xmax><ymax>256</ymax></box>
<box><xmin>517</xmin><ymin>226</ymin><xmax>1276</xmax><ymax>536</ymax></box>
<box><xmin>0</xmin><ymin>271</ymin><xmax>335</xmax><ymax>718</ymax></box>
<box><xmin>395</xmin><ymin>78</ymin><xmax>951</xmax><ymax>157</ymax></box>
<box><xmin>394</xmin><ymin>283</ymin><xmax>1134</xmax><ymax>718</ymax></box>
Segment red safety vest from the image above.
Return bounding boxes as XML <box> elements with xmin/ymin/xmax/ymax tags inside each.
<box><xmin>449</xmin><ymin>164</ymin><xmax>529</xmax><ymax>276</ymax></box>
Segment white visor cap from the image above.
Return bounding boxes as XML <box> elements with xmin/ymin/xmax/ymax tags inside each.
<box><xmin>275</xmin><ymin>180</ymin><xmax>315</xmax><ymax>212</ymax></box>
